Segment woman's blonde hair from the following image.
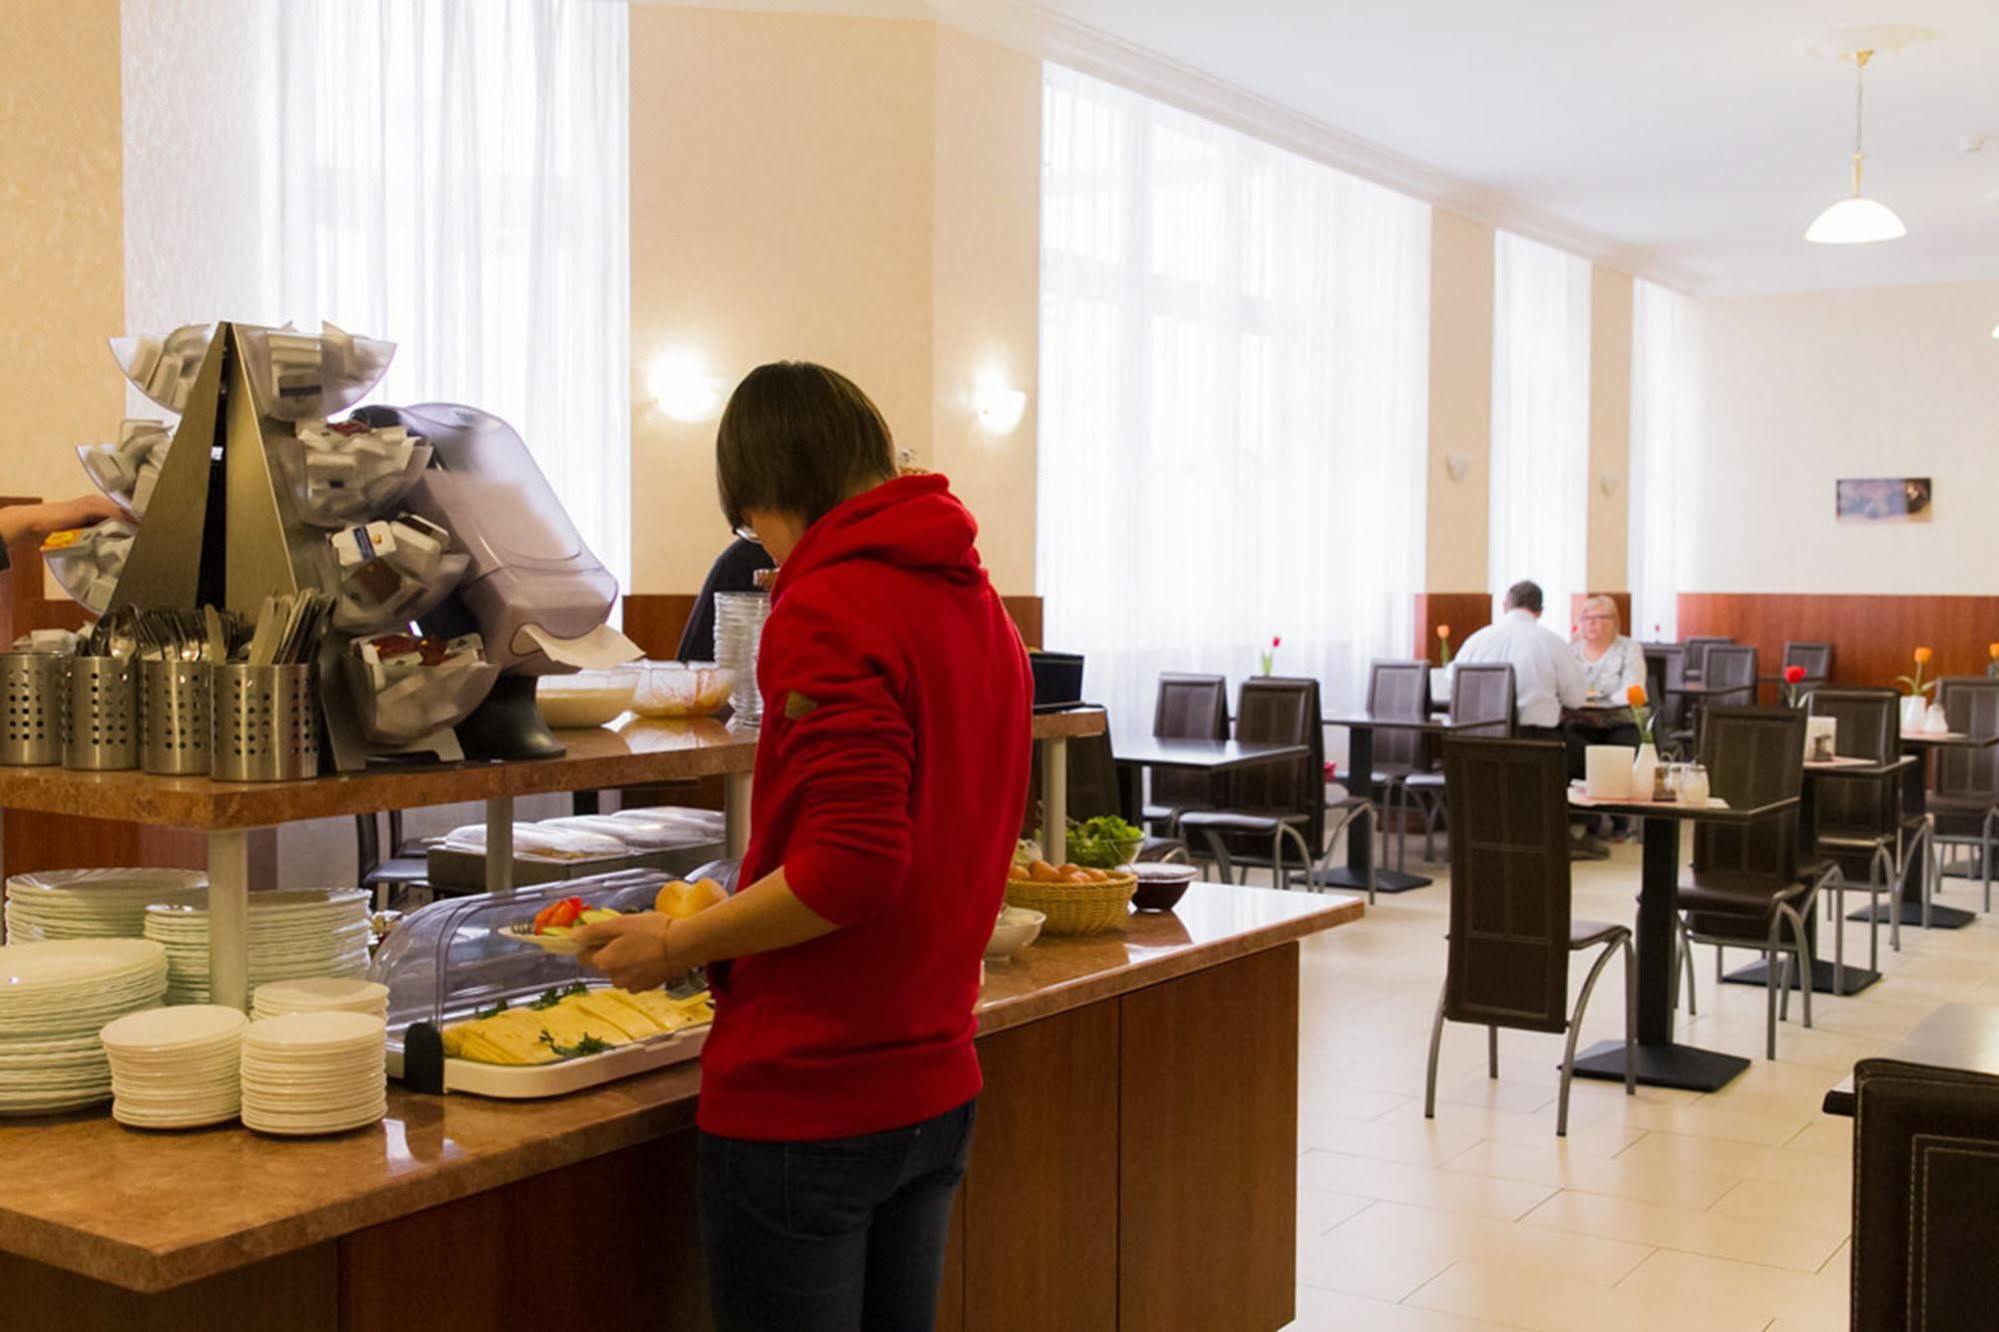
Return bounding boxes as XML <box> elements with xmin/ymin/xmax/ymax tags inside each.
<box><xmin>1581</xmin><ymin>595</ymin><xmax>1621</xmax><ymax>635</ymax></box>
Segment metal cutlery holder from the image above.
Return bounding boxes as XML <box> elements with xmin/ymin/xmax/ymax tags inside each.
<box><xmin>212</xmin><ymin>663</ymin><xmax>320</xmax><ymax>782</ymax></box>
<box><xmin>142</xmin><ymin>659</ymin><xmax>212</xmax><ymax>775</ymax></box>
<box><xmin>63</xmin><ymin>657</ymin><xmax>140</xmax><ymax>771</ymax></box>
<box><xmin>0</xmin><ymin>653</ymin><xmax>66</xmax><ymax>766</ymax></box>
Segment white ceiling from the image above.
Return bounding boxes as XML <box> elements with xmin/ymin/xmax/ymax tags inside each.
<box><xmin>947</xmin><ymin>0</ymin><xmax>1999</xmax><ymax>295</ymax></box>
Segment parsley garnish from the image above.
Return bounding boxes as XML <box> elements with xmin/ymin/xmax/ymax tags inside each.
<box><xmin>474</xmin><ymin>1000</ymin><xmax>510</xmax><ymax>1020</ymax></box>
<box><xmin>539</xmin><ymin>1029</ymin><xmax>613</xmax><ymax>1059</ymax></box>
<box><xmin>528</xmin><ymin>981</ymin><xmax>589</xmax><ymax>1011</ymax></box>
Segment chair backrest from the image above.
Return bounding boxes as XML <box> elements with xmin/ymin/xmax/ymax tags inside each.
<box><xmin>1851</xmin><ymin>1057</ymin><xmax>1999</xmax><ymax>1331</ymax></box>
<box><xmin>1643</xmin><ymin>644</ymin><xmax>1687</xmax><ymax>729</ymax></box>
<box><xmin>1807</xmin><ymin>688</ymin><xmax>1900</xmax><ymax>838</ymax></box>
<box><xmin>1935</xmin><ymin>677</ymin><xmax>1999</xmax><ymax>800</ymax></box>
<box><xmin>1440</xmin><ymin>738</ymin><xmax>1572</xmax><ymax>1035</ymax></box>
<box><xmin>1702</xmin><ymin>645</ymin><xmax>1759</xmax><ymax>706</ymax></box>
<box><xmin>1153</xmin><ymin>673</ymin><xmax>1228</xmax><ymax>741</ymax></box>
<box><xmin>1783</xmin><ymin>641</ymin><xmax>1833</xmax><ymax>681</ymax></box>
<box><xmin>1366</xmin><ymin>659</ymin><xmax>1430</xmax><ymax>774</ymax></box>
<box><xmin>1225</xmin><ymin>676</ymin><xmax>1325</xmax><ymax>849</ymax></box>
<box><xmin>1682</xmin><ymin>635</ymin><xmax>1731</xmax><ymax>676</ymax></box>
<box><xmin>1694</xmin><ymin>706</ymin><xmax>1805</xmax><ymax>881</ymax></box>
<box><xmin>1449</xmin><ymin>663</ymin><xmax>1515</xmax><ymax>738</ymax></box>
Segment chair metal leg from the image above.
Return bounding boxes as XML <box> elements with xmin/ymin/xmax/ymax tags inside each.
<box><xmin>1423</xmin><ymin>983</ymin><xmax>1448</xmax><ymax>1120</ymax></box>
<box><xmin>1559</xmin><ymin>936</ymin><xmax>1629</xmax><ymax>1136</ymax></box>
<box><xmin>1487</xmin><ymin>1025</ymin><xmax>1498</xmax><ymax>1079</ymax></box>
<box><xmin>1983</xmin><ymin>810</ymin><xmax>1996</xmax><ymax>913</ymax></box>
<box><xmin>1765</xmin><ymin>947</ymin><xmax>1780</xmax><ymax>1061</ymax></box>
<box><xmin>1924</xmin><ymin>815</ymin><xmax>1937</xmax><ymax>931</ymax></box>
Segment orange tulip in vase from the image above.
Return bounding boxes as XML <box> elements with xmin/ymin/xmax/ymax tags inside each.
<box><xmin>1896</xmin><ymin>646</ymin><xmax>1941</xmax><ymax>734</ymax></box>
<box><xmin>1626</xmin><ymin>683</ymin><xmax>1659</xmax><ymax>798</ymax></box>
<box><xmin>1430</xmin><ymin>625</ymin><xmax>1454</xmax><ymax>706</ymax></box>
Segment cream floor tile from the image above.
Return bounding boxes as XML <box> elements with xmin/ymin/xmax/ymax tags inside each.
<box><xmin>1781</xmin><ymin>1116</ymin><xmax>1852</xmax><ymax>1157</ymax></box>
<box><xmin>1706</xmin><ymin>1171</ymin><xmax>1852</xmax><ymax>1228</ymax></box>
<box><xmin>1426</xmin><ymin>1071</ymin><xmax>1559</xmax><ymax>1116</ymax></box>
<box><xmin>1320</xmin><ymin>1200</ymin><xmax>1653</xmax><ymax>1287</ymax></box>
<box><xmin>1404</xmin><ymin>1259</ymin><xmax>1772</xmax><ymax>1332</ymax></box>
<box><xmin>1375</xmin><ymin>1097</ymin><xmax>1647</xmax><ymax>1158</ymax></box>
<box><xmin>1519</xmin><ymin>1187</ymin><xmax>1845</xmax><ymax>1272</ymax></box>
<box><xmin>1297</xmin><ymin>1186</ymin><xmax>1373</xmax><ymax>1235</ymax></box>
<box><xmin>1300</xmin><ymin>1150</ymin><xmax>1556</xmax><ymax>1222</ymax></box>
<box><xmin>1300</xmin><ymin>1112</ymin><xmax>1486</xmax><ymax>1166</ymax></box>
<box><xmin>1613</xmin><ymin>1130</ymin><xmax>1850</xmax><ymax>1189</ymax></box>
<box><xmin>1616</xmin><ymin>1248</ymin><xmax>1848</xmax><ymax>1327</ymax></box>
<box><xmin>1441</xmin><ymin>1137</ymin><xmax>1741</xmax><ymax>1210</ymax></box>
<box><xmin>1542</xmin><ymin>1082</ymin><xmax>1810</xmax><ymax>1147</ymax></box>
<box><xmin>1289</xmin><ymin>1283</ymin><xmax>1523</xmax><ymax>1331</ymax></box>
<box><xmin>1300</xmin><ymin>1085</ymin><xmax>1418</xmax><ymax>1121</ymax></box>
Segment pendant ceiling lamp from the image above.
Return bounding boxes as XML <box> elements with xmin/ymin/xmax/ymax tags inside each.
<box><xmin>1805</xmin><ymin>49</ymin><xmax>1906</xmax><ymax>245</ymax></box>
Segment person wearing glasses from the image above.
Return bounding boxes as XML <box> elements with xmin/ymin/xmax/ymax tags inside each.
<box><xmin>573</xmin><ymin>362</ymin><xmax>1032</xmax><ymax>1331</ymax></box>
<box><xmin>1566</xmin><ymin>595</ymin><xmax>1646</xmax><ymax>840</ymax></box>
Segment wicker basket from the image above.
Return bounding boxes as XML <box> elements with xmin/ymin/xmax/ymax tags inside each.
<box><xmin>1003</xmin><ymin>870</ymin><xmax>1137</xmax><ymax>936</ymax></box>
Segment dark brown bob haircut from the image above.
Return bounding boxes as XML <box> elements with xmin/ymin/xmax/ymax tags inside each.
<box><xmin>716</xmin><ymin>362</ymin><xmax>897</xmax><ymax>531</ymax></box>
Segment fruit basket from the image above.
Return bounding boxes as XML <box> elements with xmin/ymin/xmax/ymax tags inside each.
<box><xmin>1003</xmin><ymin>868</ymin><xmax>1137</xmax><ymax>935</ymax></box>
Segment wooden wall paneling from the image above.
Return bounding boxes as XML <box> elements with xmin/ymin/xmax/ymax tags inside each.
<box><xmin>962</xmin><ymin>999</ymin><xmax>1121</xmax><ymax>1332</ymax></box>
<box><xmin>1118</xmin><ymin>943</ymin><xmax>1300</xmax><ymax>1332</ymax></box>
<box><xmin>1000</xmin><ymin>596</ymin><xmax>1043</xmax><ymax>650</ymax></box>
<box><xmin>1678</xmin><ymin>593</ymin><xmax>1999</xmax><ymax>692</ymax></box>
<box><xmin>1413</xmin><ymin>592</ymin><xmax>1491</xmax><ymax>661</ymax></box>
<box><xmin>339</xmin><ymin>1132</ymin><xmax>709</xmax><ymax>1331</ymax></box>
<box><xmin>0</xmin><ymin>811</ymin><xmax>211</xmax><ymax>885</ymax></box>
<box><xmin>0</xmin><ymin>1245</ymin><xmax>338</xmax><ymax>1332</ymax></box>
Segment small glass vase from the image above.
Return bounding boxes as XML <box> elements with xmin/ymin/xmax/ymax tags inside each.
<box><xmin>1631</xmin><ymin>744</ymin><xmax>1659</xmax><ymax>801</ymax></box>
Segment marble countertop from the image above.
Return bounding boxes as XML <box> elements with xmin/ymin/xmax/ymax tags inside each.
<box><xmin>0</xmin><ymin>708</ymin><xmax>1106</xmax><ymax>828</ymax></box>
<box><xmin>0</xmin><ymin>881</ymin><xmax>1357</xmax><ymax>1292</ymax></box>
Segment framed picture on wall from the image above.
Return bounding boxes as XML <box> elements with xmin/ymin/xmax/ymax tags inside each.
<box><xmin>1836</xmin><ymin>477</ymin><xmax>1932</xmax><ymax>523</ymax></box>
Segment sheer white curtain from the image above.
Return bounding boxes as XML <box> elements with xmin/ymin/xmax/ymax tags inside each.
<box><xmin>1487</xmin><ymin>231</ymin><xmax>1590</xmax><ymax>628</ymax></box>
<box><xmin>1037</xmin><ymin>64</ymin><xmax>1430</xmax><ymax>730</ymax></box>
<box><xmin>1628</xmin><ymin>280</ymin><xmax>1691</xmax><ymax>642</ymax></box>
<box><xmin>122</xmin><ymin>0</ymin><xmax>631</xmax><ymax>592</ymax></box>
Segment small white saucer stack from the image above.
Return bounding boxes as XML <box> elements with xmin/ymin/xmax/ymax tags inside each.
<box><xmin>240</xmin><ymin>1011</ymin><xmax>387</xmax><ymax>1136</ymax></box>
<box><xmin>100</xmin><ymin>1005</ymin><xmax>247</xmax><ymax>1130</ymax></box>
<box><xmin>251</xmin><ymin>978</ymin><xmax>389</xmax><ymax>1022</ymax></box>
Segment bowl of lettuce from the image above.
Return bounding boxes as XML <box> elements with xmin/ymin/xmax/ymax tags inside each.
<box><xmin>1063</xmin><ymin>815</ymin><xmax>1144</xmax><ymax>869</ymax></box>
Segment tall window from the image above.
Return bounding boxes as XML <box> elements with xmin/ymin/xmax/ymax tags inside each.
<box><xmin>1629</xmin><ymin>279</ymin><xmax>1691</xmax><ymax>642</ymax></box>
<box><xmin>1487</xmin><ymin>231</ymin><xmax>1590</xmax><ymax>627</ymax></box>
<box><xmin>1037</xmin><ymin>64</ymin><xmax>1431</xmax><ymax>727</ymax></box>
<box><xmin>123</xmin><ymin>0</ymin><xmax>631</xmax><ymax>592</ymax></box>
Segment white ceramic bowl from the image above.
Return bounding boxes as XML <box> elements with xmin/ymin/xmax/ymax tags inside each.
<box><xmin>985</xmin><ymin>905</ymin><xmax>1046</xmax><ymax>961</ymax></box>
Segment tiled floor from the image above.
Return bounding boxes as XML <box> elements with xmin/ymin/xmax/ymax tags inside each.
<box><xmin>1283</xmin><ymin>838</ymin><xmax>1999</xmax><ymax>1331</ymax></box>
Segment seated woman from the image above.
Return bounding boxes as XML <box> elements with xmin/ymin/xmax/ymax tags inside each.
<box><xmin>1564</xmin><ymin>595</ymin><xmax>1645</xmax><ymax>774</ymax></box>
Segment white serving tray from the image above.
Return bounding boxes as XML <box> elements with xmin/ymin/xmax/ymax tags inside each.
<box><xmin>387</xmin><ymin>1022</ymin><xmax>708</xmax><ymax>1099</ymax></box>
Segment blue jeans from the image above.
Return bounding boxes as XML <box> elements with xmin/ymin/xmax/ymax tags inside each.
<box><xmin>697</xmin><ymin>1099</ymin><xmax>976</xmax><ymax>1332</ymax></box>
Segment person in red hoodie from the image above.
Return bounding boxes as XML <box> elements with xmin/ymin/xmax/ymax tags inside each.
<box><xmin>574</xmin><ymin>361</ymin><xmax>1032</xmax><ymax>1331</ymax></box>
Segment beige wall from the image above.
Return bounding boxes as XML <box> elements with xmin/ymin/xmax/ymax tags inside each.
<box><xmin>1423</xmin><ymin>210</ymin><xmax>1494</xmax><ymax>593</ymax></box>
<box><xmin>1686</xmin><ymin>278</ymin><xmax>1999</xmax><ymax>594</ymax></box>
<box><xmin>1586</xmin><ymin>267</ymin><xmax>1632</xmax><ymax>594</ymax></box>
<box><xmin>628</xmin><ymin>9</ymin><xmax>1041</xmax><ymax>596</ymax></box>
<box><xmin>1</xmin><ymin>0</ymin><xmax>124</xmax><ymax>517</ymax></box>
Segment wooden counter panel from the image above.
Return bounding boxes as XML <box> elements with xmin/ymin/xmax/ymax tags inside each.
<box><xmin>962</xmin><ymin>1000</ymin><xmax>1120</xmax><ymax>1332</ymax></box>
<box><xmin>0</xmin><ymin>1245</ymin><xmax>337</xmax><ymax>1332</ymax></box>
<box><xmin>1119</xmin><ymin>943</ymin><xmax>1299</xmax><ymax>1332</ymax></box>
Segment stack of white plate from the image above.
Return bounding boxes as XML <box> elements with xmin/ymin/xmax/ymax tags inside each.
<box><xmin>251</xmin><ymin>977</ymin><xmax>389</xmax><ymax>1022</ymax></box>
<box><xmin>3</xmin><ymin>869</ymin><xmax>207</xmax><ymax>943</ymax></box>
<box><xmin>100</xmin><ymin>1005</ymin><xmax>246</xmax><ymax>1130</ymax></box>
<box><xmin>0</xmin><ymin>939</ymin><xmax>168</xmax><ymax>1114</ymax></box>
<box><xmin>240</xmin><ymin>1011</ymin><xmax>387</xmax><ymax>1136</ymax></box>
<box><xmin>143</xmin><ymin>889</ymin><xmax>372</xmax><ymax>1006</ymax></box>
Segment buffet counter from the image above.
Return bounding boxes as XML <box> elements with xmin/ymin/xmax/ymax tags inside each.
<box><xmin>0</xmin><ymin>882</ymin><xmax>1359</xmax><ymax>1331</ymax></box>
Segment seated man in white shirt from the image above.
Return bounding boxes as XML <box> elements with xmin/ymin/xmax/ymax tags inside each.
<box><xmin>1453</xmin><ymin>580</ymin><xmax>1588</xmax><ymax>746</ymax></box>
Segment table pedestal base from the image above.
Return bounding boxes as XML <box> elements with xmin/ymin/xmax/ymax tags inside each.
<box><xmin>1298</xmin><ymin>867</ymin><xmax>1431</xmax><ymax>894</ymax></box>
<box><xmin>1849</xmin><ymin>901</ymin><xmax>1976</xmax><ymax>930</ymax></box>
<box><xmin>1569</xmin><ymin>1039</ymin><xmax>1749</xmax><ymax>1092</ymax></box>
<box><xmin>1722</xmin><ymin>957</ymin><xmax>1881</xmax><ymax>997</ymax></box>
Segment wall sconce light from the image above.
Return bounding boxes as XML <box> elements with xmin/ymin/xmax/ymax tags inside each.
<box><xmin>971</xmin><ymin>370</ymin><xmax>1027</xmax><ymax>436</ymax></box>
<box><xmin>1443</xmin><ymin>451</ymin><xmax>1473</xmax><ymax>483</ymax></box>
<box><xmin>645</xmin><ymin>348</ymin><xmax>724</xmax><ymax>424</ymax></box>
<box><xmin>1599</xmin><ymin>471</ymin><xmax>1622</xmax><ymax>497</ymax></box>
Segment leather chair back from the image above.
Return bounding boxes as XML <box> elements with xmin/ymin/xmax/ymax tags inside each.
<box><xmin>1023</xmin><ymin>728</ymin><xmax>1130</xmax><ymax>836</ymax></box>
<box><xmin>1450</xmin><ymin>664</ymin><xmax>1515</xmax><ymax>738</ymax></box>
<box><xmin>1644</xmin><ymin>645</ymin><xmax>1686</xmax><ymax>731</ymax></box>
<box><xmin>1807</xmin><ymin>688</ymin><xmax>1900</xmax><ymax>841</ymax></box>
<box><xmin>1783</xmin><ymin>641</ymin><xmax>1833</xmax><ymax>682</ymax></box>
<box><xmin>1440</xmin><ymin>738</ymin><xmax>1571</xmax><ymax>1034</ymax></box>
<box><xmin>1683</xmin><ymin>636</ymin><xmax>1732</xmax><ymax>677</ymax></box>
<box><xmin>1851</xmin><ymin>1057</ymin><xmax>1999</xmax><ymax>1330</ymax></box>
<box><xmin>1222</xmin><ymin>676</ymin><xmax>1325</xmax><ymax>850</ymax></box>
<box><xmin>1935</xmin><ymin>678</ymin><xmax>1999</xmax><ymax>801</ymax></box>
<box><xmin>1694</xmin><ymin>707</ymin><xmax>1805</xmax><ymax>882</ymax></box>
<box><xmin>1367</xmin><ymin>659</ymin><xmax>1430</xmax><ymax>776</ymax></box>
<box><xmin>1702</xmin><ymin>645</ymin><xmax>1760</xmax><ymax>708</ymax></box>
<box><xmin>1151</xmin><ymin>673</ymin><xmax>1228</xmax><ymax>814</ymax></box>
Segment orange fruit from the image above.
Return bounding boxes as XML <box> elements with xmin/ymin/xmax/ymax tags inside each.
<box><xmin>1028</xmin><ymin>860</ymin><xmax>1065</xmax><ymax>884</ymax></box>
<box><xmin>1006</xmin><ymin>863</ymin><xmax>1030</xmax><ymax>882</ymax></box>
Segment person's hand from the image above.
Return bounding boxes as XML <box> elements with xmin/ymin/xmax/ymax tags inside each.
<box><xmin>572</xmin><ymin>912</ymin><xmax>689</xmax><ymax>992</ymax></box>
<box><xmin>53</xmin><ymin>493</ymin><xmax>124</xmax><ymax>531</ymax></box>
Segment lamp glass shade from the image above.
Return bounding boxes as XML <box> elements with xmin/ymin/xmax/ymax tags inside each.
<box><xmin>1804</xmin><ymin>195</ymin><xmax>1907</xmax><ymax>244</ymax></box>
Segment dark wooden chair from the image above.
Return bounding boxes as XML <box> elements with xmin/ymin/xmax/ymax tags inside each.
<box><xmin>1179</xmin><ymin>677</ymin><xmax>1323</xmax><ymax>887</ymax></box>
<box><xmin>1403</xmin><ymin>663</ymin><xmax>1516</xmax><ymax>861</ymax></box>
<box><xmin>1143</xmin><ymin>673</ymin><xmax>1229</xmax><ymax>831</ymax></box>
<box><xmin>1682</xmin><ymin>635</ymin><xmax>1732</xmax><ymax>681</ymax></box>
<box><xmin>354</xmin><ymin>810</ymin><xmax>430</xmax><ymax>910</ymax></box>
<box><xmin>1365</xmin><ymin>659</ymin><xmax>1432</xmax><ymax>871</ymax></box>
<box><xmin>1782</xmin><ymin>640</ymin><xmax>1833</xmax><ymax>686</ymax></box>
<box><xmin>1807</xmin><ymin>688</ymin><xmax>1920</xmax><ymax>977</ymax></box>
<box><xmin>1675</xmin><ymin>707</ymin><xmax>1828</xmax><ymax>1060</ymax></box>
<box><xmin>1644</xmin><ymin>643</ymin><xmax>1689</xmax><ymax>757</ymax></box>
<box><xmin>1851</xmin><ymin>1058</ymin><xmax>1999</xmax><ymax>1330</ymax></box>
<box><xmin>1424</xmin><ymin>737</ymin><xmax>1633</xmax><ymax>1136</ymax></box>
<box><xmin>1930</xmin><ymin>677</ymin><xmax>1999</xmax><ymax>914</ymax></box>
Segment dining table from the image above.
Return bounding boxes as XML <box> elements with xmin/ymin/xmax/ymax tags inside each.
<box><xmin>1564</xmin><ymin>786</ymin><xmax>1800</xmax><ymax>1092</ymax></box>
<box><xmin>1841</xmin><ymin>731</ymin><xmax>1999</xmax><ymax>933</ymax></box>
<box><xmin>1718</xmin><ymin>753</ymin><xmax>1916</xmax><ymax>998</ymax></box>
<box><xmin>1113</xmin><ymin>734</ymin><xmax>1312</xmax><ymax>838</ymax></box>
<box><xmin>1822</xmin><ymin>1002</ymin><xmax>1999</xmax><ymax>1116</ymax></box>
<box><xmin>1318</xmin><ymin>714</ymin><xmax>1494</xmax><ymax>893</ymax></box>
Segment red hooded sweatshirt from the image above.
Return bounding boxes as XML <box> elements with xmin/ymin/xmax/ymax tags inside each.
<box><xmin>696</xmin><ymin>473</ymin><xmax>1033</xmax><ymax>1141</ymax></box>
